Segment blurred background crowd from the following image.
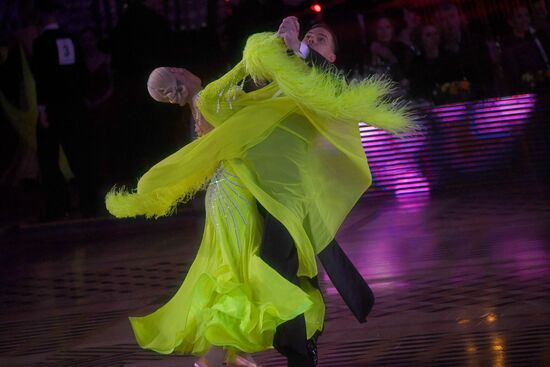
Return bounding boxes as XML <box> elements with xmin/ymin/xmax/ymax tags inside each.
<box><xmin>1</xmin><ymin>0</ymin><xmax>549</xmax><ymax>222</ymax></box>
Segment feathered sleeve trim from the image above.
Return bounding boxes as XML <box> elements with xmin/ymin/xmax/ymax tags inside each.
<box><xmin>242</xmin><ymin>32</ymin><xmax>415</xmax><ymax>134</ymax></box>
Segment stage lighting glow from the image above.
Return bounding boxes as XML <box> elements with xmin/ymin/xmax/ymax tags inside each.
<box><xmin>359</xmin><ymin>94</ymin><xmax>535</xmax><ymax>197</ymax></box>
<box><xmin>311</xmin><ymin>4</ymin><xmax>322</xmax><ymax>13</ymax></box>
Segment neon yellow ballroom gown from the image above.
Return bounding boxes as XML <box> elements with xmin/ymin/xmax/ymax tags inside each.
<box><xmin>106</xmin><ymin>32</ymin><xmax>414</xmax><ymax>356</ymax></box>
<box><xmin>129</xmin><ymin>162</ymin><xmax>324</xmax><ymax>355</ymax></box>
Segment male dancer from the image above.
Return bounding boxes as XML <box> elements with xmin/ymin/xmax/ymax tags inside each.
<box><xmin>144</xmin><ymin>17</ymin><xmax>375</xmax><ymax>367</ymax></box>
<box><xmin>257</xmin><ymin>17</ymin><xmax>374</xmax><ymax>367</ymax></box>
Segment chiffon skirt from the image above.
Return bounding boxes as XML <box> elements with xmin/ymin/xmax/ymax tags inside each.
<box><xmin>129</xmin><ymin>162</ymin><xmax>324</xmax><ymax>356</ymax></box>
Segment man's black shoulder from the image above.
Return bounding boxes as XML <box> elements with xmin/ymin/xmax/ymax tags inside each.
<box><xmin>305</xmin><ymin>47</ymin><xmax>348</xmax><ymax>80</ymax></box>
<box><xmin>306</xmin><ymin>48</ymin><xmax>331</xmax><ymax>69</ymax></box>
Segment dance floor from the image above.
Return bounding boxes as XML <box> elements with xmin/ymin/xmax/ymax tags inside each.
<box><xmin>1</xmin><ymin>184</ymin><xmax>549</xmax><ymax>366</ymax></box>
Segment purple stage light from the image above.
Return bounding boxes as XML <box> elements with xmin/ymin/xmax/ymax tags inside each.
<box><xmin>360</xmin><ymin>94</ymin><xmax>536</xmax><ymax>196</ymax></box>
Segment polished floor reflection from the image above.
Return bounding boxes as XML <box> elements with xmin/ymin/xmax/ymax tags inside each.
<box><xmin>1</xmin><ymin>185</ymin><xmax>549</xmax><ymax>366</ymax></box>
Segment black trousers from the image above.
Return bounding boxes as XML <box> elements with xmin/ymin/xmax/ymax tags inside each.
<box><xmin>258</xmin><ymin>204</ymin><xmax>316</xmax><ymax>366</ymax></box>
<box><xmin>37</xmin><ymin>122</ymin><xmax>72</xmax><ymax>216</ymax></box>
<box><xmin>258</xmin><ymin>204</ymin><xmax>375</xmax><ymax>366</ymax></box>
<box><xmin>37</xmin><ymin>108</ymin><xmax>99</xmax><ymax>217</ymax></box>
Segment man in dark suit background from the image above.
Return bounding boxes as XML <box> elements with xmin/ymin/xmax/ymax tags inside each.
<box><xmin>32</xmin><ymin>0</ymin><xmax>98</xmax><ymax>219</ymax></box>
<box><xmin>435</xmin><ymin>2</ymin><xmax>493</xmax><ymax>98</ymax></box>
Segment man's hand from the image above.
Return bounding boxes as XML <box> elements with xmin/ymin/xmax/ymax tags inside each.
<box><xmin>277</xmin><ymin>16</ymin><xmax>301</xmax><ymax>53</ymax></box>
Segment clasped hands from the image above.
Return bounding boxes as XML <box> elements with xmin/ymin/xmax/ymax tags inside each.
<box><xmin>277</xmin><ymin>16</ymin><xmax>301</xmax><ymax>54</ymax></box>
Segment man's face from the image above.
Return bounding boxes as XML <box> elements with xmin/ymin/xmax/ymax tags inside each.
<box><xmin>421</xmin><ymin>25</ymin><xmax>440</xmax><ymax>50</ymax></box>
<box><xmin>438</xmin><ymin>6</ymin><xmax>461</xmax><ymax>32</ymax></box>
<box><xmin>509</xmin><ymin>6</ymin><xmax>531</xmax><ymax>34</ymax></box>
<box><xmin>303</xmin><ymin>27</ymin><xmax>336</xmax><ymax>63</ymax></box>
<box><xmin>404</xmin><ymin>9</ymin><xmax>421</xmax><ymax>29</ymax></box>
<box><xmin>532</xmin><ymin>0</ymin><xmax>548</xmax><ymax>18</ymax></box>
<box><xmin>375</xmin><ymin>18</ymin><xmax>394</xmax><ymax>43</ymax></box>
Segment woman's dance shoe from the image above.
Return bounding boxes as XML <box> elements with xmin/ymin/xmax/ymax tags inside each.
<box><xmin>227</xmin><ymin>354</ymin><xmax>262</xmax><ymax>367</ymax></box>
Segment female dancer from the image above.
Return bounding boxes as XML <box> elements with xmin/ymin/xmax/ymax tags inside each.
<box><xmin>106</xmin><ymin>25</ymin><xmax>414</xmax><ymax>367</ymax></box>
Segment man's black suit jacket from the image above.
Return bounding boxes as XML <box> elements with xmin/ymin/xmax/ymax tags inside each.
<box><xmin>283</xmin><ymin>44</ymin><xmax>375</xmax><ymax>323</ymax></box>
<box><xmin>32</xmin><ymin>28</ymin><xmax>87</xmax><ymax>110</ymax></box>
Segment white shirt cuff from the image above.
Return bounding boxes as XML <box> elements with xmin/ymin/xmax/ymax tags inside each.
<box><xmin>296</xmin><ymin>42</ymin><xmax>310</xmax><ymax>59</ymax></box>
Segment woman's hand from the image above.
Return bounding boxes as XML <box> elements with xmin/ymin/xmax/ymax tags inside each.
<box><xmin>194</xmin><ymin>115</ymin><xmax>214</xmax><ymax>136</ymax></box>
<box><xmin>192</xmin><ymin>95</ymin><xmax>214</xmax><ymax>136</ymax></box>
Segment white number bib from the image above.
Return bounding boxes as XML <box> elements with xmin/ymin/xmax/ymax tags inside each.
<box><xmin>56</xmin><ymin>38</ymin><xmax>76</xmax><ymax>65</ymax></box>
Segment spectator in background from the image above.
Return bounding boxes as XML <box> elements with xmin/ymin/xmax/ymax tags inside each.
<box><xmin>436</xmin><ymin>2</ymin><xmax>465</xmax><ymax>55</ymax></box>
<box><xmin>409</xmin><ymin>24</ymin><xmax>464</xmax><ymax>103</ymax></box>
<box><xmin>171</xmin><ymin>0</ymin><xmax>224</xmax><ymax>78</ymax></box>
<box><xmin>108</xmin><ymin>0</ymin><xmax>173</xmax><ymax>88</ymax></box>
<box><xmin>106</xmin><ymin>0</ymin><xmax>187</xmax><ymax>182</ymax></box>
<box><xmin>436</xmin><ymin>2</ymin><xmax>493</xmax><ymax>97</ymax></box>
<box><xmin>323</xmin><ymin>0</ymin><xmax>369</xmax><ymax>73</ymax></box>
<box><xmin>367</xmin><ymin>15</ymin><xmax>411</xmax><ymax>88</ymax></box>
<box><xmin>502</xmin><ymin>4</ymin><xmax>550</xmax><ymax>93</ymax></box>
<box><xmin>0</xmin><ymin>32</ymin><xmax>40</xmax><ymax>188</ymax></box>
<box><xmin>80</xmin><ymin>28</ymin><xmax>113</xmax><ymax>195</ymax></box>
<box><xmin>0</xmin><ymin>34</ymin><xmax>22</xmax><ymax>180</ymax></box>
<box><xmin>397</xmin><ymin>6</ymin><xmax>422</xmax><ymax>58</ymax></box>
<box><xmin>81</xmin><ymin>29</ymin><xmax>113</xmax><ymax>111</ymax></box>
<box><xmin>224</xmin><ymin>0</ymin><xmax>313</xmax><ymax>65</ymax></box>
<box><xmin>530</xmin><ymin>0</ymin><xmax>550</xmax><ymax>35</ymax></box>
<box><xmin>31</xmin><ymin>0</ymin><xmax>99</xmax><ymax>219</ymax></box>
